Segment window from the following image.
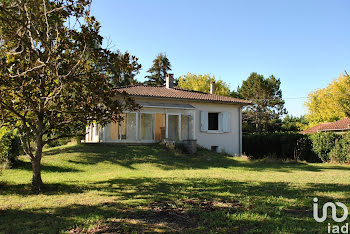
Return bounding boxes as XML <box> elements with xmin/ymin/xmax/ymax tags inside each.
<box><xmin>168</xmin><ymin>115</ymin><xmax>179</xmax><ymax>140</ymax></box>
<box><xmin>200</xmin><ymin>111</ymin><xmax>231</xmax><ymax>133</ymax></box>
<box><xmin>119</xmin><ymin>114</ymin><xmax>127</xmax><ymax>139</ymax></box>
<box><xmin>126</xmin><ymin>113</ymin><xmax>137</xmax><ymax>140</ymax></box>
<box><xmin>208</xmin><ymin>113</ymin><xmax>219</xmax><ymax>130</ymax></box>
<box><xmin>108</xmin><ymin>113</ymin><xmax>137</xmax><ymax>141</ymax></box>
<box><xmin>94</xmin><ymin>124</ymin><xmax>99</xmax><ymax>136</ymax></box>
<box><xmin>140</xmin><ymin>113</ymin><xmax>154</xmax><ymax>140</ymax></box>
<box><xmin>181</xmin><ymin>115</ymin><xmax>189</xmax><ymax>140</ymax></box>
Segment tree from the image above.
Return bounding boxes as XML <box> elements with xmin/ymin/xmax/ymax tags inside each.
<box><xmin>145</xmin><ymin>53</ymin><xmax>171</xmax><ymax>85</ymax></box>
<box><xmin>109</xmin><ymin>51</ymin><xmax>141</xmax><ymax>87</ymax></box>
<box><xmin>177</xmin><ymin>73</ymin><xmax>231</xmax><ymax>96</ymax></box>
<box><xmin>305</xmin><ymin>73</ymin><xmax>349</xmax><ymax>126</ymax></box>
<box><xmin>281</xmin><ymin>115</ymin><xmax>308</xmax><ymax>132</ymax></box>
<box><xmin>237</xmin><ymin>72</ymin><xmax>287</xmax><ymax>132</ymax></box>
<box><xmin>336</xmin><ymin>72</ymin><xmax>350</xmax><ymax>118</ymax></box>
<box><xmin>0</xmin><ymin>0</ymin><xmax>139</xmax><ymax>189</ymax></box>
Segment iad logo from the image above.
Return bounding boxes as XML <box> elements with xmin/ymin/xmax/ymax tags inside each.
<box><xmin>313</xmin><ymin>197</ymin><xmax>349</xmax><ymax>233</ymax></box>
<box><xmin>313</xmin><ymin>197</ymin><xmax>348</xmax><ymax>223</ymax></box>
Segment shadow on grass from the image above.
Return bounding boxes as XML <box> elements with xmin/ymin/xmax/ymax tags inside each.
<box><xmin>93</xmin><ymin>177</ymin><xmax>350</xmax><ymax>205</ymax></box>
<box><xmin>13</xmin><ymin>160</ymin><xmax>82</xmax><ymax>173</ymax></box>
<box><xmin>0</xmin><ymin>181</ymin><xmax>86</xmax><ymax>196</ymax></box>
<box><xmin>1</xmin><ymin>177</ymin><xmax>346</xmax><ymax>233</ymax></box>
<box><xmin>1</xmin><ymin>144</ymin><xmax>348</xmax><ymax>232</ymax></box>
<box><xmin>44</xmin><ymin>144</ymin><xmax>350</xmax><ymax>173</ymax></box>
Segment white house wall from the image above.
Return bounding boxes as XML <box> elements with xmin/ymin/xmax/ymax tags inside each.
<box><xmin>189</xmin><ymin>101</ymin><xmax>241</xmax><ymax>155</ymax></box>
<box><xmin>85</xmin><ymin>124</ymin><xmax>101</xmax><ymax>143</ymax></box>
<box><xmin>132</xmin><ymin>97</ymin><xmax>242</xmax><ymax>155</ymax></box>
<box><xmin>90</xmin><ymin>97</ymin><xmax>243</xmax><ymax>155</ymax></box>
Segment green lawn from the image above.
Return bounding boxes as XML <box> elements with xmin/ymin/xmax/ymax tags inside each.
<box><xmin>0</xmin><ymin>144</ymin><xmax>349</xmax><ymax>233</ymax></box>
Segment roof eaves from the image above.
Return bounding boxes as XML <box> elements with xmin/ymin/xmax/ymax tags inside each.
<box><xmin>127</xmin><ymin>94</ymin><xmax>252</xmax><ymax>105</ymax></box>
<box><xmin>319</xmin><ymin>128</ymin><xmax>350</xmax><ymax>132</ymax></box>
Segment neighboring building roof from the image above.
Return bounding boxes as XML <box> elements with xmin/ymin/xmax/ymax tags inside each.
<box><xmin>115</xmin><ymin>85</ymin><xmax>252</xmax><ymax>105</ymax></box>
<box><xmin>320</xmin><ymin>117</ymin><xmax>350</xmax><ymax>132</ymax></box>
<box><xmin>302</xmin><ymin>117</ymin><xmax>350</xmax><ymax>134</ymax></box>
<box><xmin>301</xmin><ymin>122</ymin><xmax>332</xmax><ymax>134</ymax></box>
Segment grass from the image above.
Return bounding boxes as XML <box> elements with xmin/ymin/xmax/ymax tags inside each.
<box><xmin>0</xmin><ymin>143</ymin><xmax>350</xmax><ymax>233</ymax></box>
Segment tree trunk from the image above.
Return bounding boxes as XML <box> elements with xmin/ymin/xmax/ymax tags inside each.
<box><xmin>255</xmin><ymin>111</ymin><xmax>259</xmax><ymax>132</ymax></box>
<box><xmin>32</xmin><ymin>133</ymin><xmax>44</xmax><ymax>190</ymax></box>
<box><xmin>256</xmin><ymin>111</ymin><xmax>261</xmax><ymax>133</ymax></box>
<box><xmin>31</xmin><ymin>157</ymin><xmax>43</xmax><ymax>189</ymax></box>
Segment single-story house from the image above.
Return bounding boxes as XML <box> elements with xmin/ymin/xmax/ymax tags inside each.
<box><xmin>85</xmin><ymin>74</ymin><xmax>251</xmax><ymax>155</ymax></box>
<box><xmin>302</xmin><ymin>117</ymin><xmax>350</xmax><ymax>134</ymax></box>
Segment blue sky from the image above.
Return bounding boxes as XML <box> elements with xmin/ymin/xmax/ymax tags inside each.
<box><xmin>91</xmin><ymin>0</ymin><xmax>349</xmax><ymax>116</ymax></box>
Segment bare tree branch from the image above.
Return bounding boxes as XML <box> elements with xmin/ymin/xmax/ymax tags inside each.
<box><xmin>9</xmin><ymin>62</ymin><xmax>45</xmax><ymax>78</ymax></box>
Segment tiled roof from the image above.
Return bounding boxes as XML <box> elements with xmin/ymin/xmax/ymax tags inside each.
<box><xmin>301</xmin><ymin>122</ymin><xmax>332</xmax><ymax>134</ymax></box>
<box><xmin>302</xmin><ymin>117</ymin><xmax>350</xmax><ymax>134</ymax></box>
<box><xmin>320</xmin><ymin>117</ymin><xmax>350</xmax><ymax>131</ymax></box>
<box><xmin>115</xmin><ymin>85</ymin><xmax>252</xmax><ymax>105</ymax></box>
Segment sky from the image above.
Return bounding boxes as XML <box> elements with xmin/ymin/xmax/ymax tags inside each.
<box><xmin>91</xmin><ymin>0</ymin><xmax>350</xmax><ymax>116</ymax></box>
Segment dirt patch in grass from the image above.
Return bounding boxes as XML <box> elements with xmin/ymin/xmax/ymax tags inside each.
<box><xmin>283</xmin><ymin>207</ymin><xmax>312</xmax><ymax>218</ymax></box>
<box><xmin>69</xmin><ymin>199</ymin><xmax>245</xmax><ymax>233</ymax></box>
<box><xmin>69</xmin><ymin>218</ymin><xmax>173</xmax><ymax>233</ymax></box>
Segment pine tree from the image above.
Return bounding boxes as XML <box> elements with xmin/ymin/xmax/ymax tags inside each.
<box><xmin>145</xmin><ymin>53</ymin><xmax>172</xmax><ymax>85</ymax></box>
<box><xmin>237</xmin><ymin>72</ymin><xmax>287</xmax><ymax>132</ymax></box>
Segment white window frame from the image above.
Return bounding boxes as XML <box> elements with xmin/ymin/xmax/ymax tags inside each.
<box><xmin>201</xmin><ymin>111</ymin><xmax>231</xmax><ymax>134</ymax></box>
<box><xmin>102</xmin><ymin>109</ymin><xmax>196</xmax><ymax>142</ymax></box>
<box><xmin>207</xmin><ymin>112</ymin><xmax>220</xmax><ymax>131</ymax></box>
<box><xmin>166</xmin><ymin>113</ymin><xmax>181</xmax><ymax>141</ymax></box>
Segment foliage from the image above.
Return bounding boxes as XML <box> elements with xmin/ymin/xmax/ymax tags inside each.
<box><xmin>0</xmin><ymin>0</ymin><xmax>139</xmax><ymax>188</ymax></box>
<box><xmin>144</xmin><ymin>53</ymin><xmax>171</xmax><ymax>85</ymax></box>
<box><xmin>336</xmin><ymin>72</ymin><xmax>350</xmax><ymax>118</ymax></box>
<box><xmin>177</xmin><ymin>73</ymin><xmax>231</xmax><ymax>96</ymax></box>
<box><xmin>0</xmin><ymin>127</ymin><xmax>22</xmax><ymax>165</ymax></box>
<box><xmin>328</xmin><ymin>132</ymin><xmax>350</xmax><ymax>163</ymax></box>
<box><xmin>1</xmin><ymin>144</ymin><xmax>350</xmax><ymax>233</ymax></box>
<box><xmin>109</xmin><ymin>51</ymin><xmax>142</xmax><ymax>87</ymax></box>
<box><xmin>242</xmin><ymin>133</ymin><xmax>318</xmax><ymax>162</ymax></box>
<box><xmin>243</xmin><ymin>131</ymin><xmax>350</xmax><ymax>163</ymax></box>
<box><xmin>308</xmin><ymin>132</ymin><xmax>342</xmax><ymax>162</ymax></box>
<box><xmin>281</xmin><ymin>115</ymin><xmax>309</xmax><ymax>132</ymax></box>
<box><xmin>305</xmin><ymin>73</ymin><xmax>349</xmax><ymax>126</ymax></box>
<box><xmin>46</xmin><ymin>137</ymin><xmax>71</xmax><ymax>148</ymax></box>
<box><xmin>236</xmin><ymin>72</ymin><xmax>287</xmax><ymax>133</ymax></box>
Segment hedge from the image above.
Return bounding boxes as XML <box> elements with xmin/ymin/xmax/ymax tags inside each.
<box><xmin>243</xmin><ymin>132</ymin><xmax>350</xmax><ymax>163</ymax></box>
<box><xmin>318</xmin><ymin>132</ymin><xmax>349</xmax><ymax>163</ymax></box>
<box><xmin>0</xmin><ymin>128</ymin><xmax>22</xmax><ymax>166</ymax></box>
<box><xmin>242</xmin><ymin>132</ymin><xmax>318</xmax><ymax>162</ymax></box>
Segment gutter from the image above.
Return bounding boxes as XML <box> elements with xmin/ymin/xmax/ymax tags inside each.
<box><xmin>320</xmin><ymin>128</ymin><xmax>350</xmax><ymax>132</ymax></box>
<box><xmin>123</xmin><ymin>95</ymin><xmax>252</xmax><ymax>106</ymax></box>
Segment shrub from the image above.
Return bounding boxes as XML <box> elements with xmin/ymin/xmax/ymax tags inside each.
<box><xmin>294</xmin><ymin>136</ymin><xmax>317</xmax><ymax>162</ymax></box>
<box><xmin>242</xmin><ymin>132</ymin><xmax>318</xmax><ymax>162</ymax></box>
<box><xmin>329</xmin><ymin>133</ymin><xmax>350</xmax><ymax>163</ymax></box>
<box><xmin>74</xmin><ymin>136</ymin><xmax>83</xmax><ymax>145</ymax></box>
<box><xmin>243</xmin><ymin>131</ymin><xmax>349</xmax><ymax>163</ymax></box>
<box><xmin>0</xmin><ymin>128</ymin><xmax>22</xmax><ymax>165</ymax></box>
<box><xmin>309</xmin><ymin>132</ymin><xmax>342</xmax><ymax>162</ymax></box>
<box><xmin>46</xmin><ymin>137</ymin><xmax>71</xmax><ymax>148</ymax></box>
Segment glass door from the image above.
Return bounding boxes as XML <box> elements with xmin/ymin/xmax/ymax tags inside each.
<box><xmin>168</xmin><ymin>114</ymin><xmax>179</xmax><ymax>141</ymax></box>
